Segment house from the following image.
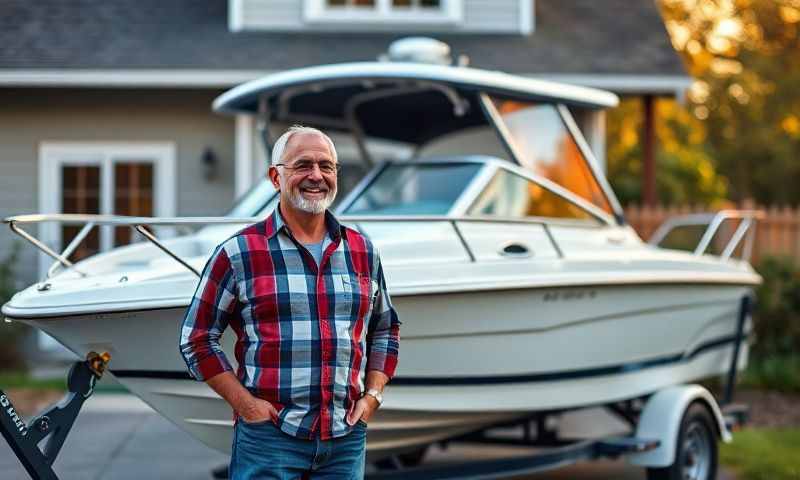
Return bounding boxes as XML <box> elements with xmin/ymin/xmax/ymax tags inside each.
<box><xmin>0</xmin><ymin>0</ymin><xmax>688</xmax><ymax>289</ymax></box>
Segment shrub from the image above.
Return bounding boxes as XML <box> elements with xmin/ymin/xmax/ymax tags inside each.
<box><xmin>0</xmin><ymin>242</ymin><xmax>28</xmax><ymax>371</ymax></box>
<box><xmin>753</xmin><ymin>256</ymin><xmax>800</xmax><ymax>356</ymax></box>
<box><xmin>736</xmin><ymin>256</ymin><xmax>800</xmax><ymax>392</ymax></box>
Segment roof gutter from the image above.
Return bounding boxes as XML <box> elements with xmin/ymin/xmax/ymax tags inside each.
<box><xmin>0</xmin><ymin>69</ymin><xmax>273</xmax><ymax>88</ymax></box>
<box><xmin>0</xmin><ymin>70</ymin><xmax>693</xmax><ymax>100</ymax></box>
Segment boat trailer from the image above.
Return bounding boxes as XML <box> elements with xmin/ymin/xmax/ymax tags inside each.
<box><xmin>0</xmin><ymin>352</ymin><xmax>110</xmax><ymax>480</ymax></box>
<box><xmin>366</xmin><ymin>430</ymin><xmax>660</xmax><ymax>480</ymax></box>
<box><xmin>362</xmin><ymin>397</ymin><xmax>747</xmax><ymax>480</ymax></box>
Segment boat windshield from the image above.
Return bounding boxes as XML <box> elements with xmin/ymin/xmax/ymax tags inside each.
<box><xmin>489</xmin><ymin>96</ymin><xmax>613</xmax><ymax>214</ymax></box>
<box><xmin>226</xmin><ymin>180</ymin><xmax>278</xmax><ymax>217</ymax></box>
<box><xmin>343</xmin><ymin>163</ymin><xmax>483</xmax><ymax>215</ymax></box>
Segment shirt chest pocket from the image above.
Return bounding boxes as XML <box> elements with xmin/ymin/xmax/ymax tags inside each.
<box><xmin>334</xmin><ymin>274</ymin><xmax>377</xmax><ymax>318</ymax></box>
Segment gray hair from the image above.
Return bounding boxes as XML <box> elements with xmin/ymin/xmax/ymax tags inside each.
<box><xmin>270</xmin><ymin>125</ymin><xmax>338</xmax><ymax>166</ymax></box>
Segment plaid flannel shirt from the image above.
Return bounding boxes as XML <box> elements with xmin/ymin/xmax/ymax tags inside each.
<box><xmin>179</xmin><ymin>206</ymin><xmax>400</xmax><ymax>440</ymax></box>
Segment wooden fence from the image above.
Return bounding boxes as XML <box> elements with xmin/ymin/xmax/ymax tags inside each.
<box><xmin>624</xmin><ymin>202</ymin><xmax>800</xmax><ymax>265</ymax></box>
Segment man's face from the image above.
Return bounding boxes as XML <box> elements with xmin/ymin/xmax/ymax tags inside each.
<box><xmin>269</xmin><ymin>132</ymin><xmax>338</xmax><ymax>215</ymax></box>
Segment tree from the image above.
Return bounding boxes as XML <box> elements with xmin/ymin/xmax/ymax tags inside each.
<box><xmin>659</xmin><ymin>0</ymin><xmax>800</xmax><ymax>205</ymax></box>
<box><xmin>607</xmin><ymin>96</ymin><xmax>728</xmax><ymax>206</ymax></box>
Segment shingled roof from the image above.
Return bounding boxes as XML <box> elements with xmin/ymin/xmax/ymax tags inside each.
<box><xmin>0</xmin><ymin>0</ymin><xmax>686</xmax><ymax>77</ymax></box>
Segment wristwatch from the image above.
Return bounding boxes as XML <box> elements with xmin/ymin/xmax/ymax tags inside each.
<box><xmin>363</xmin><ymin>388</ymin><xmax>383</xmax><ymax>406</ymax></box>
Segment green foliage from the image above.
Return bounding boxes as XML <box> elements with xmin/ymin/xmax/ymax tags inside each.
<box><xmin>0</xmin><ymin>242</ymin><xmax>20</xmax><ymax>305</ymax></box>
<box><xmin>658</xmin><ymin>0</ymin><xmax>800</xmax><ymax>205</ymax></box>
<box><xmin>729</xmin><ymin>256</ymin><xmax>800</xmax><ymax>392</ymax></box>
<box><xmin>740</xmin><ymin>354</ymin><xmax>800</xmax><ymax>393</ymax></box>
<box><xmin>753</xmin><ymin>256</ymin><xmax>800</xmax><ymax>356</ymax></box>
<box><xmin>720</xmin><ymin>428</ymin><xmax>800</xmax><ymax>480</ymax></box>
<box><xmin>0</xmin><ymin>243</ymin><xmax>27</xmax><ymax>371</ymax></box>
<box><xmin>606</xmin><ymin>97</ymin><xmax>728</xmax><ymax>206</ymax></box>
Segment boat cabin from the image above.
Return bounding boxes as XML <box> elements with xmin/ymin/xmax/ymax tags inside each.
<box><xmin>217</xmin><ymin>61</ymin><xmax>624</xmax><ymax>227</ymax></box>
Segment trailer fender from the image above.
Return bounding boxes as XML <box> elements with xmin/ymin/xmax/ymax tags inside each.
<box><xmin>627</xmin><ymin>384</ymin><xmax>730</xmax><ymax>467</ymax></box>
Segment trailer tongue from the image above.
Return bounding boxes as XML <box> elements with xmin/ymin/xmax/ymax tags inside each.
<box><xmin>0</xmin><ymin>352</ymin><xmax>110</xmax><ymax>480</ymax></box>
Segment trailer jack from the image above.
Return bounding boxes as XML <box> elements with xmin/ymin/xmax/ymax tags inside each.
<box><xmin>0</xmin><ymin>351</ymin><xmax>111</xmax><ymax>480</ymax></box>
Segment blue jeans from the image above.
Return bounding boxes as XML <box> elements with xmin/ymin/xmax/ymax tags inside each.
<box><xmin>230</xmin><ymin>419</ymin><xmax>367</xmax><ymax>479</ymax></box>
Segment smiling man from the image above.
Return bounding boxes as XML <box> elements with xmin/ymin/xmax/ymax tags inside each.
<box><xmin>180</xmin><ymin>125</ymin><xmax>401</xmax><ymax>479</ymax></box>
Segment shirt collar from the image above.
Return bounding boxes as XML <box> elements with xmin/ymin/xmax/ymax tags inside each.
<box><xmin>265</xmin><ymin>202</ymin><xmax>344</xmax><ymax>243</ymax></box>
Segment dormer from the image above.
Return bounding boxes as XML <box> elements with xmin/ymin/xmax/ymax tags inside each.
<box><xmin>229</xmin><ymin>0</ymin><xmax>534</xmax><ymax>34</ymax></box>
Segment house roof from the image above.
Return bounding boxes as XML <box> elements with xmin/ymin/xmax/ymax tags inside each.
<box><xmin>0</xmin><ymin>0</ymin><xmax>688</xmax><ymax>93</ymax></box>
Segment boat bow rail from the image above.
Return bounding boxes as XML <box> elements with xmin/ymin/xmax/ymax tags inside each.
<box><xmin>4</xmin><ymin>213</ymin><xmax>567</xmax><ymax>281</ymax></box>
<box><xmin>648</xmin><ymin>210</ymin><xmax>764</xmax><ymax>262</ymax></box>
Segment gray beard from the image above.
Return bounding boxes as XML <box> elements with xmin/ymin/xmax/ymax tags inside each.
<box><xmin>286</xmin><ymin>185</ymin><xmax>337</xmax><ymax>214</ymax></box>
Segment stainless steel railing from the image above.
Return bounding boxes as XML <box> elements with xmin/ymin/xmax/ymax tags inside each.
<box><xmin>648</xmin><ymin>209</ymin><xmax>764</xmax><ymax>261</ymax></box>
<box><xmin>4</xmin><ymin>213</ymin><xmax>572</xmax><ymax>280</ymax></box>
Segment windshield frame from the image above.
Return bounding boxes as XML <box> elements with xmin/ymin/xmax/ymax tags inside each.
<box><xmin>477</xmin><ymin>92</ymin><xmax>622</xmax><ymax>225</ymax></box>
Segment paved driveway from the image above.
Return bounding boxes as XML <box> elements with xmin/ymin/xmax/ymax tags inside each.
<box><xmin>0</xmin><ymin>394</ymin><xmax>728</xmax><ymax>480</ymax></box>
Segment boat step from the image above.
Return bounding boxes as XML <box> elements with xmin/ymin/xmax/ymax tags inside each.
<box><xmin>721</xmin><ymin>403</ymin><xmax>750</xmax><ymax>431</ymax></box>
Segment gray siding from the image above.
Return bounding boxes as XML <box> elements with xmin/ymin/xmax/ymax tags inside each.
<box><xmin>463</xmin><ymin>0</ymin><xmax>522</xmax><ymax>32</ymax></box>
<box><xmin>237</xmin><ymin>0</ymin><xmax>524</xmax><ymax>33</ymax></box>
<box><xmin>239</xmin><ymin>0</ymin><xmax>302</xmax><ymax>30</ymax></box>
<box><xmin>0</xmin><ymin>89</ymin><xmax>236</xmax><ymax>285</ymax></box>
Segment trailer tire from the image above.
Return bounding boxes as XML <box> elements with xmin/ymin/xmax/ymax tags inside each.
<box><xmin>646</xmin><ymin>402</ymin><xmax>718</xmax><ymax>480</ymax></box>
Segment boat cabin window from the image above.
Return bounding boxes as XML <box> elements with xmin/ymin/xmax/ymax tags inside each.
<box><xmin>489</xmin><ymin>97</ymin><xmax>613</xmax><ymax>214</ymax></box>
<box><xmin>468</xmin><ymin>169</ymin><xmax>600</xmax><ymax>223</ymax></box>
<box><xmin>343</xmin><ymin>163</ymin><xmax>482</xmax><ymax>215</ymax></box>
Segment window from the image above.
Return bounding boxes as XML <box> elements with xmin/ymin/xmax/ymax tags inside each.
<box><xmin>489</xmin><ymin>97</ymin><xmax>613</xmax><ymax>215</ymax></box>
<box><xmin>113</xmin><ymin>162</ymin><xmax>155</xmax><ymax>247</ymax></box>
<box><xmin>344</xmin><ymin>163</ymin><xmax>482</xmax><ymax>215</ymax></box>
<box><xmin>469</xmin><ymin>169</ymin><xmax>599</xmax><ymax>222</ymax></box>
<box><xmin>61</xmin><ymin>165</ymin><xmax>102</xmax><ymax>260</ymax></box>
<box><xmin>305</xmin><ymin>0</ymin><xmax>461</xmax><ymax>24</ymax></box>
<box><xmin>38</xmin><ymin>143</ymin><xmax>176</xmax><ymax>270</ymax></box>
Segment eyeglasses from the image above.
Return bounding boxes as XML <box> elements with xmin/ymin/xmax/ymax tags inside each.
<box><xmin>274</xmin><ymin>160</ymin><xmax>340</xmax><ymax>175</ymax></box>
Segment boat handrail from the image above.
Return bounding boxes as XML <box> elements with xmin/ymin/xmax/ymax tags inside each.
<box><xmin>4</xmin><ymin>213</ymin><xmax>569</xmax><ymax>280</ymax></box>
<box><xmin>647</xmin><ymin>209</ymin><xmax>764</xmax><ymax>262</ymax></box>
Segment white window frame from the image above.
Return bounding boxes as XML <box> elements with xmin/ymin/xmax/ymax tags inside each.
<box><xmin>304</xmin><ymin>0</ymin><xmax>463</xmax><ymax>25</ymax></box>
<box><xmin>37</xmin><ymin>141</ymin><xmax>177</xmax><ymax>277</ymax></box>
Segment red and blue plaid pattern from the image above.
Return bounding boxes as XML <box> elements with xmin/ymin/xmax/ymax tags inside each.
<box><xmin>180</xmin><ymin>206</ymin><xmax>400</xmax><ymax>440</ymax></box>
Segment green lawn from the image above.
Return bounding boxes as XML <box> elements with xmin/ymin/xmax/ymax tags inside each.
<box><xmin>0</xmin><ymin>372</ymin><xmax>66</xmax><ymax>390</ymax></box>
<box><xmin>0</xmin><ymin>371</ymin><xmax>127</xmax><ymax>392</ymax></box>
<box><xmin>720</xmin><ymin>428</ymin><xmax>800</xmax><ymax>480</ymax></box>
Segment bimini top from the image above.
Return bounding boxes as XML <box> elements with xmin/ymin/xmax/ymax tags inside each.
<box><xmin>213</xmin><ymin>62</ymin><xmax>619</xmax><ymax>116</ymax></box>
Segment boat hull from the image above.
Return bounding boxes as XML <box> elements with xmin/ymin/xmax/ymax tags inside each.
<box><xmin>15</xmin><ymin>282</ymin><xmax>752</xmax><ymax>459</ymax></box>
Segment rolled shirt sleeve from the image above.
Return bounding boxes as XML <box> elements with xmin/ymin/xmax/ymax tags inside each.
<box><xmin>179</xmin><ymin>245</ymin><xmax>238</xmax><ymax>381</ymax></box>
<box><xmin>365</xmin><ymin>252</ymin><xmax>401</xmax><ymax>379</ymax></box>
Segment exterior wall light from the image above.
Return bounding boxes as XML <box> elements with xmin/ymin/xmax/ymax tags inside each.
<box><xmin>201</xmin><ymin>147</ymin><xmax>218</xmax><ymax>181</ymax></box>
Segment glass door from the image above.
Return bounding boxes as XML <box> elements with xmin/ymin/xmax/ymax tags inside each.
<box><xmin>39</xmin><ymin>142</ymin><xmax>175</xmax><ymax>267</ymax></box>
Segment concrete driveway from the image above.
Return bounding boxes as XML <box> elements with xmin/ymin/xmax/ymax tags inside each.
<box><xmin>0</xmin><ymin>394</ymin><xmax>728</xmax><ymax>480</ymax></box>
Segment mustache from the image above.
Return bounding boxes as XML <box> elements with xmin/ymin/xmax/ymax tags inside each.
<box><xmin>298</xmin><ymin>181</ymin><xmax>329</xmax><ymax>191</ymax></box>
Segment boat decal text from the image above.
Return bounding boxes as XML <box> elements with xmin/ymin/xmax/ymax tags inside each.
<box><xmin>1</xmin><ymin>394</ymin><xmax>28</xmax><ymax>437</ymax></box>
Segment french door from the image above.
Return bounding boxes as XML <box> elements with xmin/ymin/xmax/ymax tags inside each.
<box><xmin>38</xmin><ymin>142</ymin><xmax>176</xmax><ymax>272</ymax></box>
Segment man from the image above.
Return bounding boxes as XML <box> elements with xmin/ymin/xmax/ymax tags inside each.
<box><xmin>180</xmin><ymin>125</ymin><xmax>400</xmax><ymax>479</ymax></box>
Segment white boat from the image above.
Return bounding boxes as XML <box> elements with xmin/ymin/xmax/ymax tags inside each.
<box><xmin>2</xmin><ymin>59</ymin><xmax>761</xmax><ymax>462</ymax></box>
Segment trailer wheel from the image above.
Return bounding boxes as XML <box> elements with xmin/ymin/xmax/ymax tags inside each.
<box><xmin>646</xmin><ymin>403</ymin><xmax>718</xmax><ymax>480</ymax></box>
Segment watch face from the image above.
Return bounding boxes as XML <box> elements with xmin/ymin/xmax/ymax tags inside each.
<box><xmin>367</xmin><ymin>389</ymin><xmax>383</xmax><ymax>404</ymax></box>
